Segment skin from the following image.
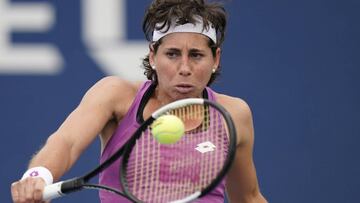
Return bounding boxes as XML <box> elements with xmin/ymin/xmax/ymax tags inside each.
<box><xmin>11</xmin><ymin>32</ymin><xmax>267</xmax><ymax>203</ymax></box>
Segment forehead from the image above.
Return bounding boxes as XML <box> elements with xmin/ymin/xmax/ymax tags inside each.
<box><xmin>159</xmin><ymin>32</ymin><xmax>210</xmax><ymax>49</ymax></box>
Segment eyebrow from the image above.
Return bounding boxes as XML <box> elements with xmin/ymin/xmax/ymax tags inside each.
<box><xmin>165</xmin><ymin>48</ymin><xmax>181</xmax><ymax>52</ymax></box>
<box><xmin>165</xmin><ymin>47</ymin><xmax>205</xmax><ymax>53</ymax></box>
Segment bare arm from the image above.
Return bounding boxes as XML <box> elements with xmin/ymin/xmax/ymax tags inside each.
<box><xmin>221</xmin><ymin>97</ymin><xmax>267</xmax><ymax>203</ymax></box>
<box><xmin>11</xmin><ymin>76</ymin><xmax>136</xmax><ymax>202</ymax></box>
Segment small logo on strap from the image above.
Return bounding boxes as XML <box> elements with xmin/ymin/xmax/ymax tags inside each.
<box><xmin>30</xmin><ymin>171</ymin><xmax>39</xmax><ymax>177</ymax></box>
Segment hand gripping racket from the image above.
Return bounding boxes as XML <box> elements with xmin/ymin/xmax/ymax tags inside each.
<box><xmin>42</xmin><ymin>98</ymin><xmax>237</xmax><ymax>203</ymax></box>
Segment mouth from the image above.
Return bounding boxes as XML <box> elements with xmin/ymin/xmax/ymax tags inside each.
<box><xmin>174</xmin><ymin>83</ymin><xmax>195</xmax><ymax>94</ymax></box>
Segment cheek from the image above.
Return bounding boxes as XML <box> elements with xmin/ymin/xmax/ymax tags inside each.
<box><xmin>195</xmin><ymin>66</ymin><xmax>212</xmax><ymax>78</ymax></box>
<box><xmin>156</xmin><ymin>66</ymin><xmax>175</xmax><ymax>80</ymax></box>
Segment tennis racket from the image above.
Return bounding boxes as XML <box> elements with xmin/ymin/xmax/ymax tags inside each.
<box><xmin>42</xmin><ymin>98</ymin><xmax>237</xmax><ymax>203</ymax></box>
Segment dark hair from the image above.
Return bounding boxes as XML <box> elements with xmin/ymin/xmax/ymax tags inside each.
<box><xmin>142</xmin><ymin>0</ymin><xmax>227</xmax><ymax>86</ymax></box>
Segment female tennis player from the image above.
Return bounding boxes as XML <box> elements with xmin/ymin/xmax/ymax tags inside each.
<box><xmin>11</xmin><ymin>0</ymin><xmax>267</xmax><ymax>202</ymax></box>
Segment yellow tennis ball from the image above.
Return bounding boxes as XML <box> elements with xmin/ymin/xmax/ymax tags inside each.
<box><xmin>151</xmin><ymin>115</ymin><xmax>185</xmax><ymax>144</ymax></box>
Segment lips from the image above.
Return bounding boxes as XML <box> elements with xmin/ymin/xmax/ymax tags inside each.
<box><xmin>174</xmin><ymin>83</ymin><xmax>195</xmax><ymax>94</ymax></box>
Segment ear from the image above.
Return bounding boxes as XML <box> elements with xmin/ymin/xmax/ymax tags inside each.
<box><xmin>149</xmin><ymin>43</ymin><xmax>156</xmax><ymax>67</ymax></box>
<box><xmin>213</xmin><ymin>47</ymin><xmax>221</xmax><ymax>71</ymax></box>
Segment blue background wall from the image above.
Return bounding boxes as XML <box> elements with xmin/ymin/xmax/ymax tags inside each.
<box><xmin>1</xmin><ymin>0</ymin><xmax>359</xmax><ymax>202</ymax></box>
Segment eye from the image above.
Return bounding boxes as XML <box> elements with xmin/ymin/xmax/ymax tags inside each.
<box><xmin>190</xmin><ymin>52</ymin><xmax>204</xmax><ymax>59</ymax></box>
<box><xmin>166</xmin><ymin>51</ymin><xmax>178</xmax><ymax>58</ymax></box>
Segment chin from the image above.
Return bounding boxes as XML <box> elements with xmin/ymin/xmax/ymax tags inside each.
<box><xmin>173</xmin><ymin>93</ymin><xmax>200</xmax><ymax>100</ymax></box>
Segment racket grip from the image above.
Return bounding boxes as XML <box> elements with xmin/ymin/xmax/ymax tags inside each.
<box><xmin>42</xmin><ymin>178</ymin><xmax>84</xmax><ymax>201</ymax></box>
<box><xmin>42</xmin><ymin>181</ymin><xmax>64</xmax><ymax>201</ymax></box>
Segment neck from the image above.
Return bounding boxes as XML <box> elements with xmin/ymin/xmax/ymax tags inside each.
<box><xmin>153</xmin><ymin>87</ymin><xmax>204</xmax><ymax>107</ymax></box>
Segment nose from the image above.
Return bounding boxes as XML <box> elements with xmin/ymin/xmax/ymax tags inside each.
<box><xmin>179</xmin><ymin>56</ymin><xmax>191</xmax><ymax>76</ymax></box>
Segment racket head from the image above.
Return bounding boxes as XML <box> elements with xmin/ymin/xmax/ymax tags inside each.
<box><xmin>120</xmin><ymin>98</ymin><xmax>237</xmax><ymax>203</ymax></box>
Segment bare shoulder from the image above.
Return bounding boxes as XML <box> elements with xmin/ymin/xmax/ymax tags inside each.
<box><xmin>215</xmin><ymin>93</ymin><xmax>252</xmax><ymax>122</ymax></box>
<box><xmin>85</xmin><ymin>76</ymin><xmax>140</xmax><ymax>99</ymax></box>
<box><xmin>215</xmin><ymin>93</ymin><xmax>254</xmax><ymax>146</ymax></box>
<box><xmin>89</xmin><ymin>76</ymin><xmax>139</xmax><ymax>94</ymax></box>
<box><xmin>81</xmin><ymin>76</ymin><xmax>144</xmax><ymax>116</ymax></box>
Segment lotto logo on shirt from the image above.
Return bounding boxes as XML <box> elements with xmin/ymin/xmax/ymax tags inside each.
<box><xmin>195</xmin><ymin>141</ymin><xmax>216</xmax><ymax>153</ymax></box>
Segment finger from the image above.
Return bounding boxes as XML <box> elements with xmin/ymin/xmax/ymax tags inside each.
<box><xmin>11</xmin><ymin>181</ymin><xmax>20</xmax><ymax>203</ymax></box>
<box><xmin>23</xmin><ymin>177</ymin><xmax>36</xmax><ymax>203</ymax></box>
<box><xmin>33</xmin><ymin>178</ymin><xmax>46</xmax><ymax>201</ymax></box>
<box><xmin>17</xmin><ymin>179</ymin><xmax>27</xmax><ymax>203</ymax></box>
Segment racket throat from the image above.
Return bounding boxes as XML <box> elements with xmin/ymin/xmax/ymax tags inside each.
<box><xmin>61</xmin><ymin>178</ymin><xmax>85</xmax><ymax>194</ymax></box>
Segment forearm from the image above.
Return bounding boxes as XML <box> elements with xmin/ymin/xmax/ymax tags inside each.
<box><xmin>252</xmin><ymin>193</ymin><xmax>268</xmax><ymax>203</ymax></box>
<box><xmin>239</xmin><ymin>192</ymin><xmax>267</xmax><ymax>203</ymax></box>
<box><xmin>227</xmin><ymin>190</ymin><xmax>267</xmax><ymax>203</ymax></box>
<box><xmin>28</xmin><ymin>132</ymin><xmax>79</xmax><ymax>181</ymax></box>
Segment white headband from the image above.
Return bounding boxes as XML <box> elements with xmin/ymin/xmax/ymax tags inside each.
<box><xmin>152</xmin><ymin>16</ymin><xmax>217</xmax><ymax>43</ymax></box>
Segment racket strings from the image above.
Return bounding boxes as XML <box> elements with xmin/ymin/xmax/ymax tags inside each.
<box><xmin>125</xmin><ymin>104</ymin><xmax>230</xmax><ymax>202</ymax></box>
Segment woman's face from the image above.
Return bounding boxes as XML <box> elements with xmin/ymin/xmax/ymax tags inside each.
<box><xmin>150</xmin><ymin>32</ymin><xmax>220</xmax><ymax>102</ymax></box>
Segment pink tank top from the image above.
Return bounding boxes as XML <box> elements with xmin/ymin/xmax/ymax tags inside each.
<box><xmin>99</xmin><ymin>81</ymin><xmax>226</xmax><ymax>203</ymax></box>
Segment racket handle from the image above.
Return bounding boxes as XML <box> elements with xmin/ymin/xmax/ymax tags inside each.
<box><xmin>42</xmin><ymin>178</ymin><xmax>83</xmax><ymax>201</ymax></box>
<box><xmin>42</xmin><ymin>181</ymin><xmax>64</xmax><ymax>201</ymax></box>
